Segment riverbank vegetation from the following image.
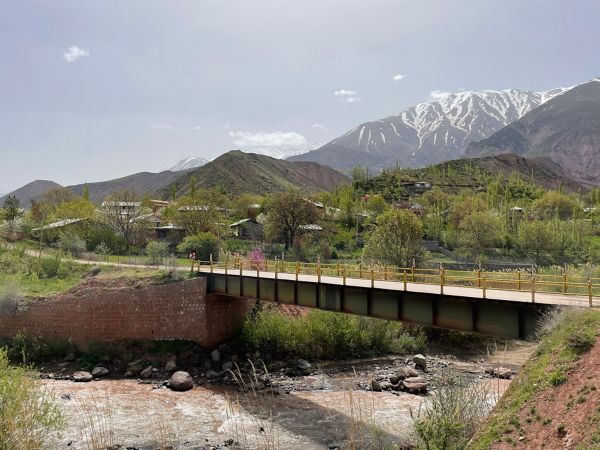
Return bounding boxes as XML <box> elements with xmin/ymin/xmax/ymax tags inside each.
<box><xmin>0</xmin><ymin>348</ymin><xmax>63</xmax><ymax>449</ymax></box>
<box><xmin>240</xmin><ymin>305</ymin><xmax>427</xmax><ymax>360</ymax></box>
<box><xmin>469</xmin><ymin>308</ymin><xmax>600</xmax><ymax>448</ymax></box>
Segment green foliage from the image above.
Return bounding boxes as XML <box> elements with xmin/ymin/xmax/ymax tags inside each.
<box><xmin>57</xmin><ymin>231</ymin><xmax>86</xmax><ymax>258</ymax></box>
<box><xmin>146</xmin><ymin>240</ymin><xmax>169</xmax><ymax>266</ymax></box>
<box><xmin>2</xmin><ymin>195</ymin><xmax>23</xmax><ymax>224</ymax></box>
<box><xmin>0</xmin><ymin>348</ymin><xmax>63</xmax><ymax>449</ymax></box>
<box><xmin>177</xmin><ymin>232</ymin><xmax>220</xmax><ymax>262</ymax></box>
<box><xmin>363</xmin><ymin>209</ymin><xmax>426</xmax><ymax>267</ymax></box>
<box><xmin>412</xmin><ymin>373</ymin><xmax>491</xmax><ymax>450</ymax></box>
<box><xmin>470</xmin><ymin>308</ymin><xmax>600</xmax><ymax>449</ymax></box>
<box><xmin>240</xmin><ymin>307</ymin><xmax>426</xmax><ymax>360</ymax></box>
<box><xmin>87</xmin><ymin>225</ymin><xmax>127</xmax><ymax>254</ymax></box>
<box><xmin>0</xmin><ymin>280</ymin><xmax>25</xmax><ymax>316</ymax></box>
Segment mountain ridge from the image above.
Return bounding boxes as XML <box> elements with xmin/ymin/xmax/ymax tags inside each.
<box><xmin>290</xmin><ymin>85</ymin><xmax>572</xmax><ymax>171</ymax></box>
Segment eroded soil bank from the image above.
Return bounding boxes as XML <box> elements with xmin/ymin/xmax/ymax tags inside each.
<box><xmin>45</xmin><ymin>342</ymin><xmax>533</xmax><ymax>449</ymax></box>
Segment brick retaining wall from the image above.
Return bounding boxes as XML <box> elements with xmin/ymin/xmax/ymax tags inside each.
<box><xmin>0</xmin><ymin>277</ymin><xmax>255</xmax><ymax>348</ymax></box>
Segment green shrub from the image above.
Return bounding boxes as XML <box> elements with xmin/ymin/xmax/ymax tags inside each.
<box><xmin>240</xmin><ymin>307</ymin><xmax>426</xmax><ymax>360</ymax></box>
<box><xmin>0</xmin><ymin>280</ymin><xmax>25</xmax><ymax>316</ymax></box>
<box><xmin>57</xmin><ymin>231</ymin><xmax>86</xmax><ymax>258</ymax></box>
<box><xmin>0</xmin><ymin>348</ymin><xmax>63</xmax><ymax>449</ymax></box>
<box><xmin>146</xmin><ymin>240</ymin><xmax>169</xmax><ymax>266</ymax></box>
<box><xmin>566</xmin><ymin>328</ymin><xmax>596</xmax><ymax>354</ymax></box>
<box><xmin>412</xmin><ymin>373</ymin><xmax>490</xmax><ymax>450</ymax></box>
<box><xmin>177</xmin><ymin>232</ymin><xmax>220</xmax><ymax>262</ymax></box>
<box><xmin>549</xmin><ymin>369</ymin><xmax>567</xmax><ymax>386</ymax></box>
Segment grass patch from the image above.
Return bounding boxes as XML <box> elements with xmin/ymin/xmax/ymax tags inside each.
<box><xmin>469</xmin><ymin>308</ymin><xmax>600</xmax><ymax>449</ymax></box>
<box><xmin>0</xmin><ymin>348</ymin><xmax>63</xmax><ymax>449</ymax></box>
<box><xmin>239</xmin><ymin>306</ymin><xmax>426</xmax><ymax>360</ymax></box>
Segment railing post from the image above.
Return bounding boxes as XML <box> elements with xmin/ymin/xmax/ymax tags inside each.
<box><xmin>411</xmin><ymin>265</ymin><xmax>415</xmax><ymax>283</ymax></box>
<box><xmin>337</xmin><ymin>262</ymin><xmax>340</xmax><ymax>277</ymax></box>
<box><xmin>318</xmin><ymin>262</ymin><xmax>322</xmax><ymax>284</ymax></box>
<box><xmin>403</xmin><ymin>270</ymin><xmax>407</xmax><ymax>291</ymax></box>
<box><xmin>482</xmin><ymin>276</ymin><xmax>486</xmax><ymax>299</ymax></box>
<box><xmin>440</xmin><ymin>268</ymin><xmax>445</xmax><ymax>295</ymax></box>
<box><xmin>478</xmin><ymin>269</ymin><xmax>482</xmax><ymax>288</ymax></box>
<box><xmin>265</xmin><ymin>259</ymin><xmax>269</xmax><ymax>272</ymax></box>
<box><xmin>517</xmin><ymin>272</ymin><xmax>521</xmax><ymax>291</ymax></box>
<box><xmin>371</xmin><ymin>269</ymin><xmax>375</xmax><ymax>288</ymax></box>
<box><xmin>563</xmin><ymin>273</ymin><xmax>568</xmax><ymax>294</ymax></box>
<box><xmin>531</xmin><ymin>277</ymin><xmax>536</xmax><ymax>303</ymax></box>
<box><xmin>589</xmin><ymin>278</ymin><xmax>593</xmax><ymax>307</ymax></box>
<box><xmin>295</xmin><ymin>262</ymin><xmax>300</xmax><ymax>281</ymax></box>
<box><xmin>240</xmin><ymin>259</ymin><xmax>243</xmax><ymax>276</ymax></box>
<box><xmin>384</xmin><ymin>265</ymin><xmax>388</xmax><ymax>281</ymax></box>
<box><xmin>343</xmin><ymin>265</ymin><xmax>347</xmax><ymax>286</ymax></box>
<box><xmin>359</xmin><ymin>262</ymin><xmax>363</xmax><ymax>279</ymax></box>
<box><xmin>275</xmin><ymin>261</ymin><xmax>278</xmax><ymax>280</ymax></box>
<box><xmin>225</xmin><ymin>259</ymin><xmax>228</xmax><ymax>276</ymax></box>
<box><xmin>210</xmin><ymin>253</ymin><xmax>213</xmax><ymax>273</ymax></box>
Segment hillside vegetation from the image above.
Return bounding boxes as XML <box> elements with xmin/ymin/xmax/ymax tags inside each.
<box><xmin>470</xmin><ymin>308</ymin><xmax>600</xmax><ymax>449</ymax></box>
<box><xmin>165</xmin><ymin>150</ymin><xmax>349</xmax><ymax>197</ymax></box>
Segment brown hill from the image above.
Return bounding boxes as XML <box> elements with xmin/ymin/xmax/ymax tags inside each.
<box><xmin>0</xmin><ymin>180</ymin><xmax>63</xmax><ymax>208</ymax></box>
<box><xmin>165</xmin><ymin>150</ymin><xmax>349</xmax><ymax>197</ymax></box>
<box><xmin>466</xmin><ymin>79</ymin><xmax>600</xmax><ymax>184</ymax></box>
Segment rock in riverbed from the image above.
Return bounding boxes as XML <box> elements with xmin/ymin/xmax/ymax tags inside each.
<box><xmin>413</xmin><ymin>354</ymin><xmax>427</xmax><ymax>370</ymax></box>
<box><xmin>168</xmin><ymin>371</ymin><xmax>194</xmax><ymax>391</ymax></box>
<box><xmin>73</xmin><ymin>371</ymin><xmax>93</xmax><ymax>382</ymax></box>
<box><xmin>403</xmin><ymin>376</ymin><xmax>429</xmax><ymax>393</ymax></box>
<box><xmin>91</xmin><ymin>366</ymin><xmax>109</xmax><ymax>378</ymax></box>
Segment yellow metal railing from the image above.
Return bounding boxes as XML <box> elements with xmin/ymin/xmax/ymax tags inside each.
<box><xmin>195</xmin><ymin>258</ymin><xmax>599</xmax><ymax>306</ymax></box>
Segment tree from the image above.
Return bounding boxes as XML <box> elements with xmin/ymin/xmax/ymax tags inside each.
<box><xmin>363</xmin><ymin>209</ymin><xmax>425</xmax><ymax>267</ymax></box>
<box><xmin>457</xmin><ymin>211</ymin><xmax>502</xmax><ymax>257</ymax></box>
<box><xmin>82</xmin><ymin>183</ymin><xmax>90</xmax><ymax>201</ymax></box>
<box><xmin>101</xmin><ymin>189</ymin><xmax>143</xmax><ymax>248</ymax></box>
<box><xmin>264</xmin><ymin>189</ymin><xmax>321</xmax><ymax>249</ymax></box>
<box><xmin>530</xmin><ymin>191</ymin><xmax>578</xmax><ymax>220</ymax></box>
<box><xmin>167</xmin><ymin>191</ymin><xmax>225</xmax><ymax>237</ymax></box>
<box><xmin>2</xmin><ymin>195</ymin><xmax>23</xmax><ymax>225</ymax></box>
<box><xmin>177</xmin><ymin>232</ymin><xmax>220</xmax><ymax>261</ymax></box>
<box><xmin>517</xmin><ymin>220</ymin><xmax>555</xmax><ymax>264</ymax></box>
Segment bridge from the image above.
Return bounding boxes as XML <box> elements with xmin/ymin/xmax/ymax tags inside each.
<box><xmin>197</xmin><ymin>260</ymin><xmax>599</xmax><ymax>340</ymax></box>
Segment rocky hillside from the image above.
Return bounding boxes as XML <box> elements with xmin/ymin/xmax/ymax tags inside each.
<box><xmin>0</xmin><ymin>180</ymin><xmax>62</xmax><ymax>208</ymax></box>
<box><xmin>165</xmin><ymin>150</ymin><xmax>349</xmax><ymax>197</ymax></box>
<box><xmin>290</xmin><ymin>86</ymin><xmax>570</xmax><ymax>171</ymax></box>
<box><xmin>466</xmin><ymin>79</ymin><xmax>600</xmax><ymax>182</ymax></box>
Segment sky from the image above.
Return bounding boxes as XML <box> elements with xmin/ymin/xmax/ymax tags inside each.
<box><xmin>1</xmin><ymin>0</ymin><xmax>599</xmax><ymax>193</ymax></box>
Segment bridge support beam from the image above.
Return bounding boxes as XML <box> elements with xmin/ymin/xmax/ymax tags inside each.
<box><xmin>208</xmin><ymin>274</ymin><xmax>546</xmax><ymax>340</ymax></box>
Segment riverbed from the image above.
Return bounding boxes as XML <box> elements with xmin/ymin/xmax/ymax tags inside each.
<box><xmin>44</xmin><ymin>342</ymin><xmax>532</xmax><ymax>449</ymax></box>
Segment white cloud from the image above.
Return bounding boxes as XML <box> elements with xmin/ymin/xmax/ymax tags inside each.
<box><xmin>193</xmin><ymin>126</ymin><xmax>202</xmax><ymax>130</ymax></box>
<box><xmin>429</xmin><ymin>90</ymin><xmax>452</xmax><ymax>100</ymax></box>
<box><xmin>334</xmin><ymin>89</ymin><xmax>360</xmax><ymax>104</ymax></box>
<box><xmin>334</xmin><ymin>89</ymin><xmax>357</xmax><ymax>97</ymax></box>
<box><xmin>228</xmin><ymin>130</ymin><xmax>315</xmax><ymax>158</ymax></box>
<box><xmin>312</xmin><ymin>123</ymin><xmax>326</xmax><ymax>129</ymax></box>
<box><xmin>63</xmin><ymin>46</ymin><xmax>90</xmax><ymax>63</ymax></box>
<box><xmin>150</xmin><ymin>123</ymin><xmax>174</xmax><ymax>130</ymax></box>
<box><xmin>393</xmin><ymin>74</ymin><xmax>406</xmax><ymax>82</ymax></box>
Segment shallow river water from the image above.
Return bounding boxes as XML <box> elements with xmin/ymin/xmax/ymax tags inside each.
<box><xmin>44</xmin><ymin>344</ymin><xmax>531</xmax><ymax>449</ymax></box>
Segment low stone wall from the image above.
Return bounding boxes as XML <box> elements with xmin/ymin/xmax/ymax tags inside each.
<box><xmin>0</xmin><ymin>277</ymin><xmax>255</xmax><ymax>348</ymax></box>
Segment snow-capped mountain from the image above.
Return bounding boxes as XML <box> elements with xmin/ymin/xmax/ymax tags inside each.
<box><xmin>168</xmin><ymin>156</ymin><xmax>210</xmax><ymax>172</ymax></box>
<box><xmin>240</xmin><ymin>146</ymin><xmax>314</xmax><ymax>160</ymax></box>
<box><xmin>290</xmin><ymin>86</ymin><xmax>571</xmax><ymax>171</ymax></box>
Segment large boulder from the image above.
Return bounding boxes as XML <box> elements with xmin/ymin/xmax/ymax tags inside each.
<box><xmin>486</xmin><ymin>367</ymin><xmax>512</xmax><ymax>379</ymax></box>
<box><xmin>91</xmin><ymin>366</ymin><xmax>109</xmax><ymax>378</ymax></box>
<box><xmin>396</xmin><ymin>366</ymin><xmax>419</xmax><ymax>380</ymax></box>
<box><xmin>211</xmin><ymin>349</ymin><xmax>221</xmax><ymax>362</ymax></box>
<box><xmin>73</xmin><ymin>371</ymin><xmax>93</xmax><ymax>382</ymax></box>
<box><xmin>164</xmin><ymin>360</ymin><xmax>177</xmax><ymax>372</ymax></box>
<box><xmin>370</xmin><ymin>379</ymin><xmax>383</xmax><ymax>392</ymax></box>
<box><xmin>286</xmin><ymin>359</ymin><xmax>312</xmax><ymax>376</ymax></box>
<box><xmin>413</xmin><ymin>354</ymin><xmax>427</xmax><ymax>371</ymax></box>
<box><xmin>139</xmin><ymin>365</ymin><xmax>153</xmax><ymax>379</ymax></box>
<box><xmin>127</xmin><ymin>359</ymin><xmax>146</xmax><ymax>375</ymax></box>
<box><xmin>168</xmin><ymin>371</ymin><xmax>194</xmax><ymax>392</ymax></box>
<box><xmin>403</xmin><ymin>376</ymin><xmax>429</xmax><ymax>393</ymax></box>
